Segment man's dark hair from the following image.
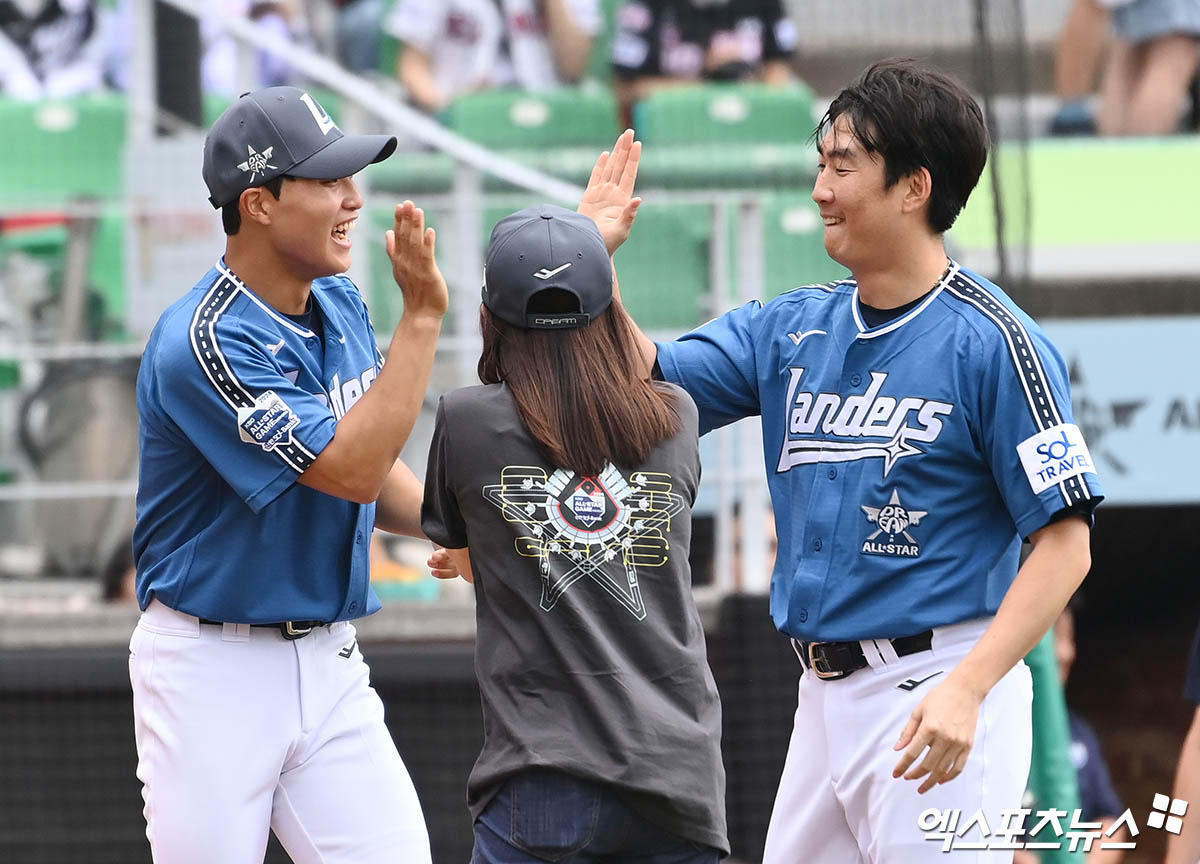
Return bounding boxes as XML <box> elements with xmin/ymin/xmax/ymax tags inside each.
<box><xmin>478</xmin><ymin>293</ymin><xmax>679</xmax><ymax>478</ymax></box>
<box><xmin>815</xmin><ymin>58</ymin><xmax>989</xmax><ymax>234</ymax></box>
<box><xmin>221</xmin><ymin>175</ymin><xmax>288</xmax><ymax>235</ymax></box>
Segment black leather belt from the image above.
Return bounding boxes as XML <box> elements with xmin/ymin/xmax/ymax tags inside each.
<box><xmin>792</xmin><ymin>630</ymin><xmax>934</xmax><ymax>680</ymax></box>
<box><xmin>199</xmin><ymin>619</ymin><xmax>327</xmax><ymax>640</ymax></box>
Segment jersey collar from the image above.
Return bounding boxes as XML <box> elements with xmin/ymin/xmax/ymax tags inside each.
<box><xmin>850</xmin><ymin>259</ymin><xmax>960</xmax><ymax>339</ymax></box>
<box><xmin>216</xmin><ymin>259</ymin><xmax>317</xmax><ymax>338</ymax></box>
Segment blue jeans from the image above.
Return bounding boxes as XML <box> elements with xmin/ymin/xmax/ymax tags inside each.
<box><xmin>472</xmin><ymin>769</ymin><xmax>721</xmax><ymax>864</ymax></box>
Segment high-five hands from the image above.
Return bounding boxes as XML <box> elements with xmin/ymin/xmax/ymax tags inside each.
<box><xmin>386</xmin><ymin>200</ymin><xmax>449</xmax><ymax>320</ymax></box>
<box><xmin>578</xmin><ymin>129</ymin><xmax>643</xmax><ymax>255</ymax></box>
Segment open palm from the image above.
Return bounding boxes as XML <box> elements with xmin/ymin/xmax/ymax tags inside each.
<box><xmin>578</xmin><ymin>129</ymin><xmax>643</xmax><ymax>255</ymax></box>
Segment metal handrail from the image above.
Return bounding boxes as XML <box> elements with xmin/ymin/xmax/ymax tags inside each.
<box><xmin>132</xmin><ymin>0</ymin><xmax>584</xmax><ymax>205</ymax></box>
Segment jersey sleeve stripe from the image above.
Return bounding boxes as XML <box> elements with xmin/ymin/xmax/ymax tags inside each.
<box><xmin>189</xmin><ymin>277</ymin><xmax>252</xmax><ymax>411</ymax></box>
<box><xmin>189</xmin><ymin>277</ymin><xmax>318</xmax><ymax>474</ymax></box>
<box><xmin>945</xmin><ymin>272</ymin><xmax>1093</xmax><ymax>507</ymax></box>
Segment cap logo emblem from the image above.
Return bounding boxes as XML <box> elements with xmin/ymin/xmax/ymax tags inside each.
<box><xmin>533</xmin><ymin>263</ymin><xmax>572</xmax><ymax>280</ymax></box>
<box><xmin>299</xmin><ymin>91</ymin><xmax>337</xmax><ymax>136</ymax></box>
<box><xmin>237</xmin><ymin>144</ymin><xmax>276</xmax><ymax>181</ymax></box>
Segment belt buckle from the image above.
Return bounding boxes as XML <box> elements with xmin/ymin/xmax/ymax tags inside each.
<box><xmin>281</xmin><ymin>621</ymin><xmax>314</xmax><ymax>640</ymax></box>
<box><xmin>807</xmin><ymin>642</ymin><xmax>847</xmax><ymax>680</ymax></box>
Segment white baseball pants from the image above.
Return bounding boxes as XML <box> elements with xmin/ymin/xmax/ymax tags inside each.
<box><xmin>763</xmin><ymin>617</ymin><xmax>1033</xmax><ymax>864</ymax></box>
<box><xmin>128</xmin><ymin>599</ymin><xmax>432</xmax><ymax>864</ymax></box>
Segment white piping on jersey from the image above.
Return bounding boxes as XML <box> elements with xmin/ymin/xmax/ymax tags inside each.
<box><xmin>943</xmin><ymin>269</ymin><xmax>1090</xmax><ymax>508</ymax></box>
<box><xmin>781</xmin><ymin>280</ymin><xmax>842</xmax><ymax>295</ymax></box>
<box><xmin>850</xmin><ymin>261</ymin><xmax>960</xmax><ymax>338</ymax></box>
<box><xmin>215</xmin><ymin>260</ymin><xmax>316</xmax><ymax>338</ymax></box>
<box><xmin>188</xmin><ymin>273</ymin><xmax>318</xmax><ymax>473</ymax></box>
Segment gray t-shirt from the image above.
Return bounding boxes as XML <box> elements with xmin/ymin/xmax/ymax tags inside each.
<box><xmin>422</xmin><ymin>382</ymin><xmax>728</xmax><ymax>854</ymax></box>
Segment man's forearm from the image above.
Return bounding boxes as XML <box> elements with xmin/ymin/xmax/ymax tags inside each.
<box><xmin>399</xmin><ymin>46</ymin><xmax>446</xmax><ymax>112</ymax></box>
<box><xmin>947</xmin><ymin>517</ymin><xmax>1091</xmax><ymax>698</ymax></box>
<box><xmin>543</xmin><ymin>0</ymin><xmax>592</xmax><ymax>81</ymax></box>
<box><xmin>374</xmin><ymin>459</ymin><xmax>426</xmax><ymax>537</ymax></box>
<box><xmin>300</xmin><ymin>312</ymin><xmax>442</xmax><ymax>502</ymax></box>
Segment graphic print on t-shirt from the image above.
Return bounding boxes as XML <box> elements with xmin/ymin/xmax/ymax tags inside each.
<box><xmin>482</xmin><ymin>463</ymin><xmax>686</xmax><ymax>620</ymax></box>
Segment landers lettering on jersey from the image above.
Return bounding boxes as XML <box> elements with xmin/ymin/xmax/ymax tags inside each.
<box><xmin>777</xmin><ymin>368</ymin><xmax>954</xmax><ymax>476</ymax></box>
<box><xmin>238</xmin><ymin>390</ymin><xmax>300</xmax><ymax>452</ymax></box>
<box><xmin>315</xmin><ymin>365</ymin><xmax>379</xmax><ymax>419</ymax></box>
<box><xmin>860</xmin><ymin>489</ymin><xmax>928</xmax><ymax>557</ymax></box>
<box><xmin>1016</xmin><ymin>422</ymin><xmax>1095</xmax><ymax>495</ymax></box>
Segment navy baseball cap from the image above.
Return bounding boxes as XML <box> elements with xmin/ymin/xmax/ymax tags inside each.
<box><xmin>482</xmin><ymin>204</ymin><xmax>613</xmax><ymax>330</ymax></box>
<box><xmin>202</xmin><ymin>86</ymin><xmax>397</xmax><ymax>208</ymax></box>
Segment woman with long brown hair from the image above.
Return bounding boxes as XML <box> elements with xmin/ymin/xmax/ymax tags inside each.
<box><xmin>422</xmin><ymin>202</ymin><xmax>727</xmax><ymax>863</ymax></box>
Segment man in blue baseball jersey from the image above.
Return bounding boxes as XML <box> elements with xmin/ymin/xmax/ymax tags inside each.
<box><xmin>129</xmin><ymin>86</ymin><xmax>449</xmax><ymax>863</ymax></box>
<box><xmin>582</xmin><ymin>60</ymin><xmax>1103</xmax><ymax>863</ymax></box>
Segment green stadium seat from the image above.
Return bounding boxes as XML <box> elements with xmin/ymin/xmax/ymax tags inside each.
<box><xmin>633</xmin><ymin>82</ymin><xmax>818</xmax><ymax>146</ymax></box>
<box><xmin>759</xmin><ymin>193</ymin><xmax>849</xmax><ymax>297</ymax></box>
<box><xmin>615</xmin><ymin>202</ymin><xmax>712</xmax><ymax>331</ymax></box>
<box><xmin>0</xmin><ymin>93</ymin><xmax>127</xmax><ymax>208</ymax></box>
<box><xmin>445</xmin><ymin>87</ymin><xmax>621</xmax><ymax>150</ymax></box>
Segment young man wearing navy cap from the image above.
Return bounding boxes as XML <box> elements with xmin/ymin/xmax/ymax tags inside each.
<box><xmin>130</xmin><ymin>86</ymin><xmax>448</xmax><ymax>863</ymax></box>
<box><xmin>580</xmin><ymin>60</ymin><xmax>1103</xmax><ymax>863</ymax></box>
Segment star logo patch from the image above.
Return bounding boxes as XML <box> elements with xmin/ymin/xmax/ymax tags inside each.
<box><xmin>237</xmin><ymin>145</ymin><xmax>277</xmax><ymax>182</ymax></box>
<box><xmin>861</xmin><ymin>489</ymin><xmax>927</xmax><ymax>558</ymax></box>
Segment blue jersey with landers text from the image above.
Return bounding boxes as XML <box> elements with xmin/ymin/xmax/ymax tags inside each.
<box><xmin>656</xmin><ymin>262</ymin><xmax>1104</xmax><ymax>642</ymax></box>
<box><xmin>134</xmin><ymin>260</ymin><xmax>386</xmax><ymax>624</ymax></box>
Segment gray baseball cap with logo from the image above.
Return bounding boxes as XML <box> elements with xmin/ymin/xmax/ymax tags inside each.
<box><xmin>202</xmin><ymin>86</ymin><xmax>397</xmax><ymax>209</ymax></box>
<box><xmin>482</xmin><ymin>204</ymin><xmax>613</xmax><ymax>330</ymax></box>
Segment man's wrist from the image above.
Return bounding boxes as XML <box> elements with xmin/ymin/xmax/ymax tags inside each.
<box><xmin>394</xmin><ymin>309</ymin><xmax>445</xmax><ymax>335</ymax></box>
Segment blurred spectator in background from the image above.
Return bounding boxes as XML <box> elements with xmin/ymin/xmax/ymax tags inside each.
<box><xmin>1014</xmin><ymin>603</ymin><xmax>1127</xmax><ymax>864</ymax></box>
<box><xmin>0</xmin><ymin>0</ymin><xmax>112</xmax><ymax>99</ymax></box>
<box><xmin>201</xmin><ymin>0</ymin><xmax>312</xmax><ymax>96</ymax></box>
<box><xmin>1049</xmin><ymin>0</ymin><xmax>1111</xmax><ymax>135</ymax></box>
<box><xmin>385</xmin><ymin>0</ymin><xmax>600</xmax><ymax>114</ymax></box>
<box><xmin>1165</xmin><ymin>618</ymin><xmax>1200</xmax><ymax>864</ymax></box>
<box><xmin>1096</xmin><ymin>0</ymin><xmax>1200</xmax><ymax>134</ymax></box>
<box><xmin>610</xmin><ymin>0</ymin><xmax>797</xmax><ymax>127</ymax></box>
<box><xmin>331</xmin><ymin>0</ymin><xmax>384</xmax><ymax>74</ymax></box>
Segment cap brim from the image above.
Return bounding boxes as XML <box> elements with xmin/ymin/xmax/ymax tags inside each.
<box><xmin>287</xmin><ymin>133</ymin><xmax>397</xmax><ymax>180</ymax></box>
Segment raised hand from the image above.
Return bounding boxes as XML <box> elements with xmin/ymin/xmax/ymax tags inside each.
<box><xmin>385</xmin><ymin>201</ymin><xmax>449</xmax><ymax>320</ymax></box>
<box><xmin>578</xmin><ymin>129</ymin><xmax>643</xmax><ymax>255</ymax></box>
